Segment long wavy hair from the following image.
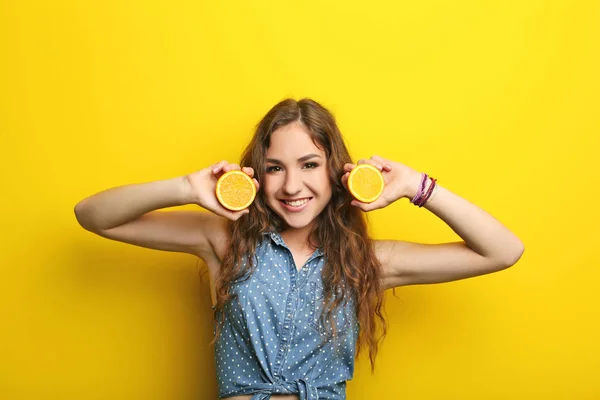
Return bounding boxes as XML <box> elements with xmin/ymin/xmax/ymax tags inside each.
<box><xmin>213</xmin><ymin>98</ymin><xmax>386</xmax><ymax>369</ymax></box>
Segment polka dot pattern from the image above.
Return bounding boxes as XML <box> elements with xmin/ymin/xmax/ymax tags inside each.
<box><xmin>214</xmin><ymin>232</ymin><xmax>358</xmax><ymax>399</ymax></box>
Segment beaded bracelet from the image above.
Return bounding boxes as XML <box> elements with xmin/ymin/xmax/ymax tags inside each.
<box><xmin>411</xmin><ymin>173</ymin><xmax>437</xmax><ymax>207</ymax></box>
<box><xmin>410</xmin><ymin>173</ymin><xmax>428</xmax><ymax>204</ymax></box>
<box><xmin>416</xmin><ymin>177</ymin><xmax>437</xmax><ymax>207</ymax></box>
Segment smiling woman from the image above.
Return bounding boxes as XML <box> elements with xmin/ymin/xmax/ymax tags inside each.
<box><xmin>74</xmin><ymin>98</ymin><xmax>524</xmax><ymax>399</ymax></box>
<box><xmin>264</xmin><ymin>123</ymin><xmax>332</xmax><ymax>229</ymax></box>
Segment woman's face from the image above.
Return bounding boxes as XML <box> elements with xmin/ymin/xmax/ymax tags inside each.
<box><xmin>263</xmin><ymin>121</ymin><xmax>332</xmax><ymax>231</ymax></box>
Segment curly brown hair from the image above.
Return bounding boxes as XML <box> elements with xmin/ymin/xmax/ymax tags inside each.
<box><xmin>212</xmin><ymin>98</ymin><xmax>386</xmax><ymax>370</ymax></box>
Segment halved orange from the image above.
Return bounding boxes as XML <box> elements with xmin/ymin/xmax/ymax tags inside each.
<box><xmin>347</xmin><ymin>164</ymin><xmax>384</xmax><ymax>203</ymax></box>
<box><xmin>215</xmin><ymin>170</ymin><xmax>256</xmax><ymax>211</ymax></box>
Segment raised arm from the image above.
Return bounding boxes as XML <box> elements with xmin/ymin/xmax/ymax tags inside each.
<box><xmin>74</xmin><ymin>161</ymin><xmax>257</xmax><ymax>261</ymax></box>
<box><xmin>375</xmin><ymin>181</ymin><xmax>524</xmax><ymax>289</ymax></box>
<box><xmin>341</xmin><ymin>155</ymin><xmax>524</xmax><ymax>289</ymax></box>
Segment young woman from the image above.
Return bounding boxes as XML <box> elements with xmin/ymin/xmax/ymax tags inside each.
<box><xmin>74</xmin><ymin>98</ymin><xmax>524</xmax><ymax>400</ymax></box>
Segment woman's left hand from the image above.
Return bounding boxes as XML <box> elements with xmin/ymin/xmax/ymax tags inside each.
<box><xmin>341</xmin><ymin>155</ymin><xmax>422</xmax><ymax>212</ymax></box>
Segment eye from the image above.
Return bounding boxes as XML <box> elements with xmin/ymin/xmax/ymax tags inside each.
<box><xmin>266</xmin><ymin>165</ymin><xmax>282</xmax><ymax>173</ymax></box>
<box><xmin>303</xmin><ymin>162</ymin><xmax>318</xmax><ymax>169</ymax></box>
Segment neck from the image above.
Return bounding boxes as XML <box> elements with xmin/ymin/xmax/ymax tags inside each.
<box><xmin>280</xmin><ymin>224</ymin><xmax>316</xmax><ymax>251</ymax></box>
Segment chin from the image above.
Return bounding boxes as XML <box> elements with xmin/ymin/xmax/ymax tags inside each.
<box><xmin>266</xmin><ymin>197</ymin><xmax>328</xmax><ymax>231</ymax></box>
<box><xmin>283</xmin><ymin>219</ymin><xmax>314</xmax><ymax>230</ymax></box>
<box><xmin>275</xmin><ymin>213</ymin><xmax>312</xmax><ymax>230</ymax></box>
<box><xmin>268</xmin><ymin>207</ymin><xmax>314</xmax><ymax>231</ymax></box>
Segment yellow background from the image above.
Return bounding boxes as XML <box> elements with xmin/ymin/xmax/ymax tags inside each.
<box><xmin>1</xmin><ymin>0</ymin><xmax>599</xmax><ymax>399</ymax></box>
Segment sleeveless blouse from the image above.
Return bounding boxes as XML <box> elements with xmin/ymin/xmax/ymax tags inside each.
<box><xmin>214</xmin><ymin>232</ymin><xmax>358</xmax><ymax>399</ymax></box>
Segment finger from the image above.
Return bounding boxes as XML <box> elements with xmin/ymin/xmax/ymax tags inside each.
<box><xmin>228</xmin><ymin>212</ymin><xmax>242</xmax><ymax>221</ymax></box>
<box><xmin>365</xmin><ymin>196</ymin><xmax>387</xmax><ymax>211</ymax></box>
<box><xmin>357</xmin><ymin>158</ymin><xmax>383</xmax><ymax>170</ymax></box>
<box><xmin>340</xmin><ymin>172</ymin><xmax>349</xmax><ymax>190</ymax></box>
<box><xmin>242</xmin><ymin>166</ymin><xmax>254</xmax><ymax>177</ymax></box>
<box><xmin>211</xmin><ymin>160</ymin><xmax>226</xmax><ymax>169</ymax></box>
<box><xmin>224</xmin><ymin>207</ymin><xmax>250</xmax><ymax>221</ymax></box>
<box><xmin>211</xmin><ymin>160</ymin><xmax>228</xmax><ymax>173</ymax></box>
<box><xmin>252</xmin><ymin>178</ymin><xmax>260</xmax><ymax>190</ymax></box>
<box><xmin>370</xmin><ymin>155</ymin><xmax>392</xmax><ymax>170</ymax></box>
<box><xmin>343</xmin><ymin>163</ymin><xmax>356</xmax><ymax>173</ymax></box>
<box><xmin>350</xmin><ymin>200</ymin><xmax>368</xmax><ymax>211</ymax></box>
<box><xmin>223</xmin><ymin>163</ymin><xmax>241</xmax><ymax>173</ymax></box>
<box><xmin>351</xmin><ymin>199</ymin><xmax>378</xmax><ymax>212</ymax></box>
<box><xmin>353</xmin><ymin>192</ymin><xmax>386</xmax><ymax>208</ymax></box>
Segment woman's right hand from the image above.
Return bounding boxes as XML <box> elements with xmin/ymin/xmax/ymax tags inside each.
<box><xmin>185</xmin><ymin>161</ymin><xmax>260</xmax><ymax>221</ymax></box>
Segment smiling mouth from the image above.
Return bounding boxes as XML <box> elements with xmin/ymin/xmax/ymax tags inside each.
<box><xmin>280</xmin><ymin>198</ymin><xmax>312</xmax><ymax>207</ymax></box>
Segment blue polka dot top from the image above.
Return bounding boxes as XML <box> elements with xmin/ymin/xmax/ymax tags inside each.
<box><xmin>214</xmin><ymin>232</ymin><xmax>358</xmax><ymax>399</ymax></box>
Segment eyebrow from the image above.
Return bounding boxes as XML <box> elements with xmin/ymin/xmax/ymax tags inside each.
<box><xmin>266</xmin><ymin>154</ymin><xmax>322</xmax><ymax>164</ymax></box>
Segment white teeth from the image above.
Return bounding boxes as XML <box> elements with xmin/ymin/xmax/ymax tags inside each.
<box><xmin>284</xmin><ymin>198</ymin><xmax>309</xmax><ymax>207</ymax></box>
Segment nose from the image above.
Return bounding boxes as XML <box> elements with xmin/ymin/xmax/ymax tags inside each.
<box><xmin>282</xmin><ymin>170</ymin><xmax>302</xmax><ymax>196</ymax></box>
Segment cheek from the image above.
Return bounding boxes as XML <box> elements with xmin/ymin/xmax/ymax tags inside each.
<box><xmin>262</xmin><ymin>176</ymin><xmax>278</xmax><ymax>197</ymax></box>
<box><xmin>317</xmin><ymin>173</ymin><xmax>333</xmax><ymax>196</ymax></box>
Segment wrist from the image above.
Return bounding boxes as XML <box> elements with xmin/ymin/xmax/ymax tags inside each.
<box><xmin>402</xmin><ymin>171</ymin><xmax>429</xmax><ymax>199</ymax></box>
<box><xmin>403</xmin><ymin>171</ymin><xmax>437</xmax><ymax>207</ymax></box>
<box><xmin>179</xmin><ymin>175</ymin><xmax>200</xmax><ymax>205</ymax></box>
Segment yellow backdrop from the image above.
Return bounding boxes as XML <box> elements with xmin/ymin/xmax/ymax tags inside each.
<box><xmin>1</xmin><ymin>1</ymin><xmax>598</xmax><ymax>399</ymax></box>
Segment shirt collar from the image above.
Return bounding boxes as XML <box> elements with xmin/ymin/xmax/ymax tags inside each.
<box><xmin>262</xmin><ymin>231</ymin><xmax>324</xmax><ymax>257</ymax></box>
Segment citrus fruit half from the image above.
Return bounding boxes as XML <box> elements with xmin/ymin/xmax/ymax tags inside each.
<box><xmin>347</xmin><ymin>164</ymin><xmax>385</xmax><ymax>203</ymax></box>
<box><xmin>215</xmin><ymin>170</ymin><xmax>257</xmax><ymax>211</ymax></box>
